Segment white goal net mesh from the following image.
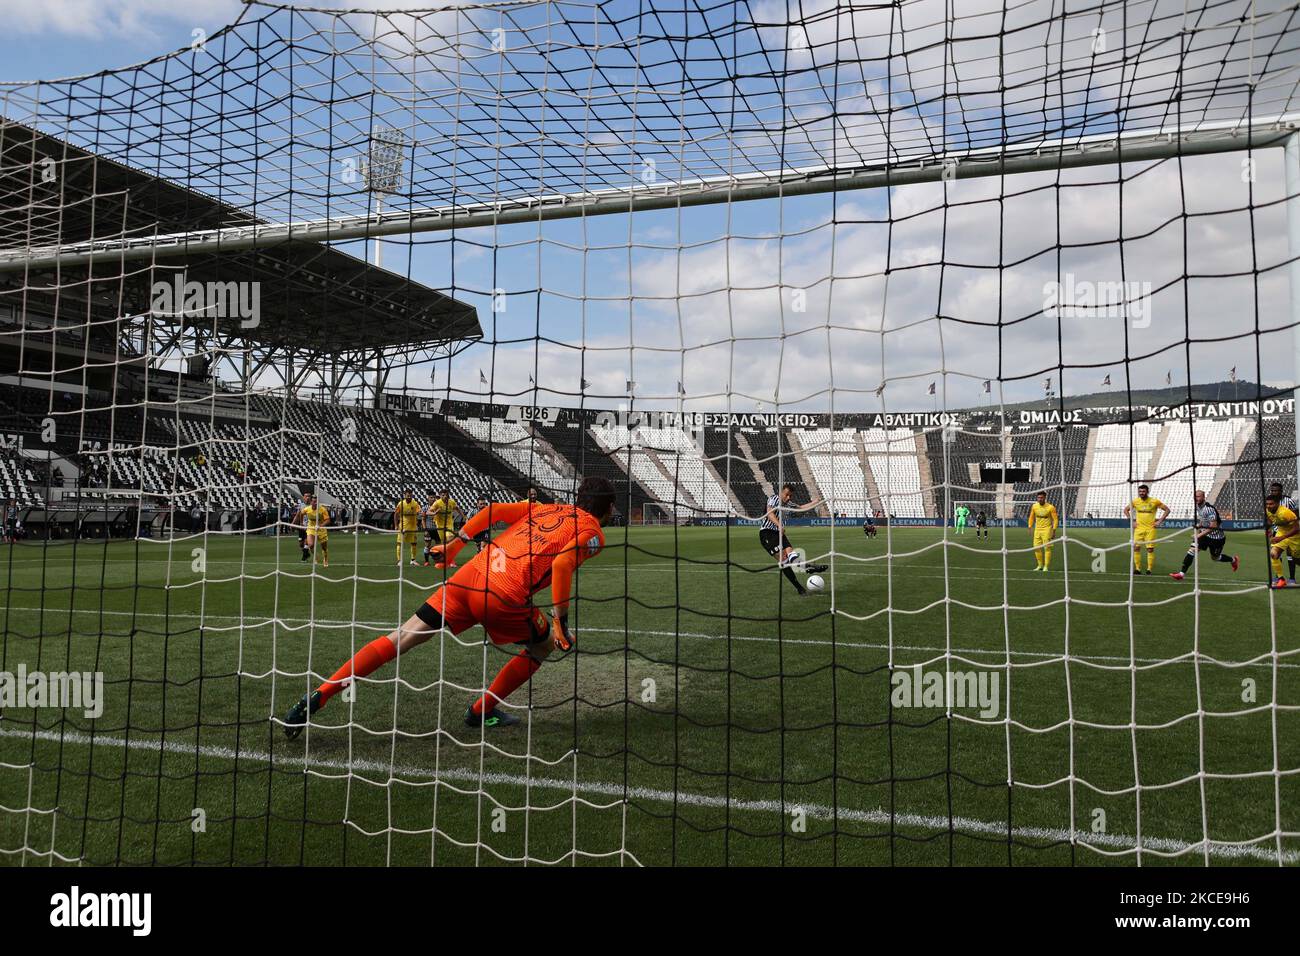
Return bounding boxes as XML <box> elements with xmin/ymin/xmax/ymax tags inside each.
<box><xmin>0</xmin><ymin>0</ymin><xmax>1297</xmax><ymax>866</ymax></box>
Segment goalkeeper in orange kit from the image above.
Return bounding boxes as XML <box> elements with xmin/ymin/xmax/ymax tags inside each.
<box><xmin>284</xmin><ymin>476</ymin><xmax>617</xmax><ymax>733</ymax></box>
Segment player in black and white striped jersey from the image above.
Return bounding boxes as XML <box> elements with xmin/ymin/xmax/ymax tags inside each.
<box><xmin>759</xmin><ymin>484</ymin><xmax>828</xmax><ymax>595</ymax></box>
<box><xmin>1269</xmin><ymin>483</ymin><xmax>1298</xmax><ymax>585</ymax></box>
<box><xmin>1169</xmin><ymin>489</ymin><xmax>1238</xmax><ymax>581</ymax></box>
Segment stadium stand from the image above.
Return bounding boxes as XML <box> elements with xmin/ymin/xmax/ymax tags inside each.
<box><xmin>796</xmin><ymin>427</ymin><xmax>875</xmax><ymax>516</ymax></box>
<box><xmin>1222</xmin><ymin>417</ymin><xmax>1297</xmax><ymax>517</ymax></box>
<box><xmin>1147</xmin><ymin>418</ymin><xmax>1252</xmax><ymax>518</ymax></box>
<box><xmin>924</xmin><ymin>425</ymin><xmax>1002</xmax><ymax>515</ymax></box>
<box><xmin>862</xmin><ymin>427</ymin><xmax>927</xmax><ymax>517</ymax></box>
<box><xmin>703</xmin><ymin>426</ymin><xmax>768</xmax><ymax>518</ymax></box>
<box><xmin>590</xmin><ymin>423</ymin><xmax>733</xmax><ymax>518</ymax></box>
<box><xmin>1008</xmin><ymin>424</ymin><xmax>1089</xmax><ymax>519</ymax></box>
<box><xmin>533</xmin><ymin>416</ymin><xmax>653</xmax><ymax>517</ymax></box>
<box><xmin>745</xmin><ymin>427</ymin><xmax>814</xmax><ymax>510</ymax></box>
<box><xmin>1080</xmin><ymin>422</ymin><xmax>1163</xmax><ymax>518</ymax></box>
<box><xmin>451</xmin><ymin>416</ymin><xmax>575</xmax><ymax>497</ymax></box>
<box><xmin>1</xmin><ymin>365</ymin><xmax>1294</xmax><ymax>531</ymax></box>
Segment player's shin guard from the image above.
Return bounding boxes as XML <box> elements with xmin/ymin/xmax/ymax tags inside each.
<box><xmin>317</xmin><ymin>635</ymin><xmax>398</xmax><ymax>705</ymax></box>
<box><xmin>1146</xmin><ymin>546</ymin><xmax>1156</xmax><ymax>571</ymax></box>
<box><xmin>1043</xmin><ymin>545</ymin><xmax>1053</xmax><ymax>569</ymax></box>
<box><xmin>472</xmin><ymin>652</ymin><xmax>541</xmax><ymax>715</ymax></box>
<box><xmin>1272</xmin><ymin>555</ymin><xmax>1285</xmax><ymax>579</ymax></box>
<box><xmin>1133</xmin><ymin>550</ymin><xmax>1142</xmax><ymax>570</ymax></box>
<box><xmin>1181</xmin><ymin>549</ymin><xmax>1196</xmax><ymax>573</ymax></box>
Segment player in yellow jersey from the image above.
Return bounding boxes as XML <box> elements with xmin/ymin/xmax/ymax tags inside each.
<box><xmin>1265</xmin><ymin>493</ymin><xmax>1300</xmax><ymax>589</ymax></box>
<box><xmin>394</xmin><ymin>489</ymin><xmax>422</xmax><ymax>565</ymax></box>
<box><xmin>1123</xmin><ymin>483</ymin><xmax>1169</xmax><ymax>575</ymax></box>
<box><xmin>1027</xmin><ymin>491</ymin><xmax>1058</xmax><ymax>571</ymax></box>
<box><xmin>1268</xmin><ymin>483</ymin><xmax>1298</xmax><ymax>584</ymax></box>
<box><xmin>422</xmin><ymin>488</ymin><xmax>464</xmax><ymax>567</ymax></box>
<box><xmin>301</xmin><ymin>494</ymin><xmax>330</xmax><ymax>567</ymax></box>
<box><xmin>292</xmin><ymin>489</ymin><xmax>312</xmax><ymax>560</ymax></box>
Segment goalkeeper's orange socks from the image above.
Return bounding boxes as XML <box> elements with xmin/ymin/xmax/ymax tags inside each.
<box><xmin>317</xmin><ymin>635</ymin><xmax>398</xmax><ymax>705</ymax></box>
<box><xmin>472</xmin><ymin>652</ymin><xmax>541</xmax><ymax>715</ymax></box>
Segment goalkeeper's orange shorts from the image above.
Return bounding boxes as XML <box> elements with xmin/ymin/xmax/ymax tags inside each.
<box><xmin>423</xmin><ymin>562</ymin><xmax>548</xmax><ymax>646</ymax></box>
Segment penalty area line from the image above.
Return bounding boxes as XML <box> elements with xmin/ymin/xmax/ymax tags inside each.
<box><xmin>3</xmin><ymin>604</ymin><xmax>1298</xmax><ymax>670</ymax></box>
<box><xmin>0</xmin><ymin>726</ymin><xmax>1292</xmax><ymax>865</ymax></box>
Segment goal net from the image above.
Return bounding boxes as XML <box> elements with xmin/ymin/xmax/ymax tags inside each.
<box><xmin>1</xmin><ymin>0</ymin><xmax>1297</xmax><ymax>867</ymax></box>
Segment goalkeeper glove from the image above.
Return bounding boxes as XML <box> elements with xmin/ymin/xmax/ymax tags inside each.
<box><xmin>429</xmin><ymin>533</ymin><xmax>469</xmax><ymax>569</ymax></box>
<box><xmin>550</xmin><ymin>612</ymin><xmax>574</xmax><ymax>652</ymax></box>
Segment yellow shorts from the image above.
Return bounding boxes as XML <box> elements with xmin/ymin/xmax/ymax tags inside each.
<box><xmin>397</xmin><ymin>529</ymin><xmax>419</xmax><ymax>544</ymax></box>
<box><xmin>311</xmin><ymin>529</ymin><xmax>328</xmax><ymax>543</ymax></box>
<box><xmin>1032</xmin><ymin>529</ymin><xmax>1054</xmax><ymax>546</ymax></box>
<box><xmin>1272</xmin><ymin>536</ymin><xmax>1300</xmax><ymax>558</ymax></box>
<box><xmin>1133</xmin><ymin>526</ymin><xmax>1157</xmax><ymax>544</ymax></box>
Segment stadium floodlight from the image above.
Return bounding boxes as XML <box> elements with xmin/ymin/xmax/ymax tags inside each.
<box><xmin>365</xmin><ymin>126</ymin><xmax>408</xmax><ymax>270</ymax></box>
<box><xmin>365</xmin><ymin>126</ymin><xmax>408</xmax><ymax>197</ymax></box>
<box><xmin>1</xmin><ymin>0</ymin><xmax>1299</xmax><ymax>872</ymax></box>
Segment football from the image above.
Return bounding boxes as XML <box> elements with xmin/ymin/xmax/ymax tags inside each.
<box><xmin>806</xmin><ymin>574</ymin><xmax>825</xmax><ymax>592</ymax></box>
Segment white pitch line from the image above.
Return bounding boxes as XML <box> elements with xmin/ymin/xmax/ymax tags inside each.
<box><xmin>0</xmin><ymin>726</ymin><xmax>1291</xmax><ymax>865</ymax></box>
<box><xmin>3</xmin><ymin>604</ymin><xmax>1296</xmax><ymax>670</ymax></box>
<box><xmin>0</xmin><ymin>547</ymin><xmax>1272</xmax><ymax>590</ymax></box>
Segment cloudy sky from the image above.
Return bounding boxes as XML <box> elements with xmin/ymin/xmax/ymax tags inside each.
<box><xmin>2</xmin><ymin>0</ymin><xmax>1296</xmax><ymax>412</ymax></box>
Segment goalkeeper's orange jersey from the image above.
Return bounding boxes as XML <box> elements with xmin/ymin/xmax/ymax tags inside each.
<box><xmin>472</xmin><ymin>502</ymin><xmax>605</xmax><ymax>601</ymax></box>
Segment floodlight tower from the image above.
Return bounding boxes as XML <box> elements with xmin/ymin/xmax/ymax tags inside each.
<box><xmin>366</xmin><ymin>126</ymin><xmax>407</xmax><ymax>270</ymax></box>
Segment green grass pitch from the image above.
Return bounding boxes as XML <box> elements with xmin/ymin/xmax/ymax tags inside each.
<box><xmin>1</xmin><ymin>524</ymin><xmax>1297</xmax><ymax>866</ymax></box>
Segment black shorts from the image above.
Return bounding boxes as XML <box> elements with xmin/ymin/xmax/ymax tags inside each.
<box><xmin>1196</xmin><ymin>535</ymin><xmax>1226</xmax><ymax>558</ymax></box>
<box><xmin>975</xmin><ymin>518</ymin><xmax>987</xmax><ymax>527</ymax></box>
<box><xmin>759</xmin><ymin>528</ymin><xmax>791</xmax><ymax>557</ymax></box>
<box><xmin>474</xmin><ymin>531</ymin><xmax>490</xmax><ymax>544</ymax></box>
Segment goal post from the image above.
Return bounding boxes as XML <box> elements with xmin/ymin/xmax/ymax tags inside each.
<box><xmin>1286</xmin><ymin>131</ymin><xmax>1300</xmax><ymax>496</ymax></box>
<box><xmin>4</xmin><ymin>120</ymin><xmax>1298</xmax><ymax>277</ymax></box>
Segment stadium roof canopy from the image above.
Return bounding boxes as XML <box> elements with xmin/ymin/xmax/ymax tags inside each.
<box><xmin>0</xmin><ymin>119</ymin><xmax>481</xmax><ymax>354</ymax></box>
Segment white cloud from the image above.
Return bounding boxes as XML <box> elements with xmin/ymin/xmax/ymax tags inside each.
<box><xmin>8</xmin><ymin>0</ymin><xmax>1294</xmax><ymax>415</ymax></box>
<box><xmin>0</xmin><ymin>0</ymin><xmax>242</xmax><ymax>41</ymax></box>
<box><xmin>448</xmin><ymin>147</ymin><xmax>1294</xmax><ymax>412</ymax></box>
